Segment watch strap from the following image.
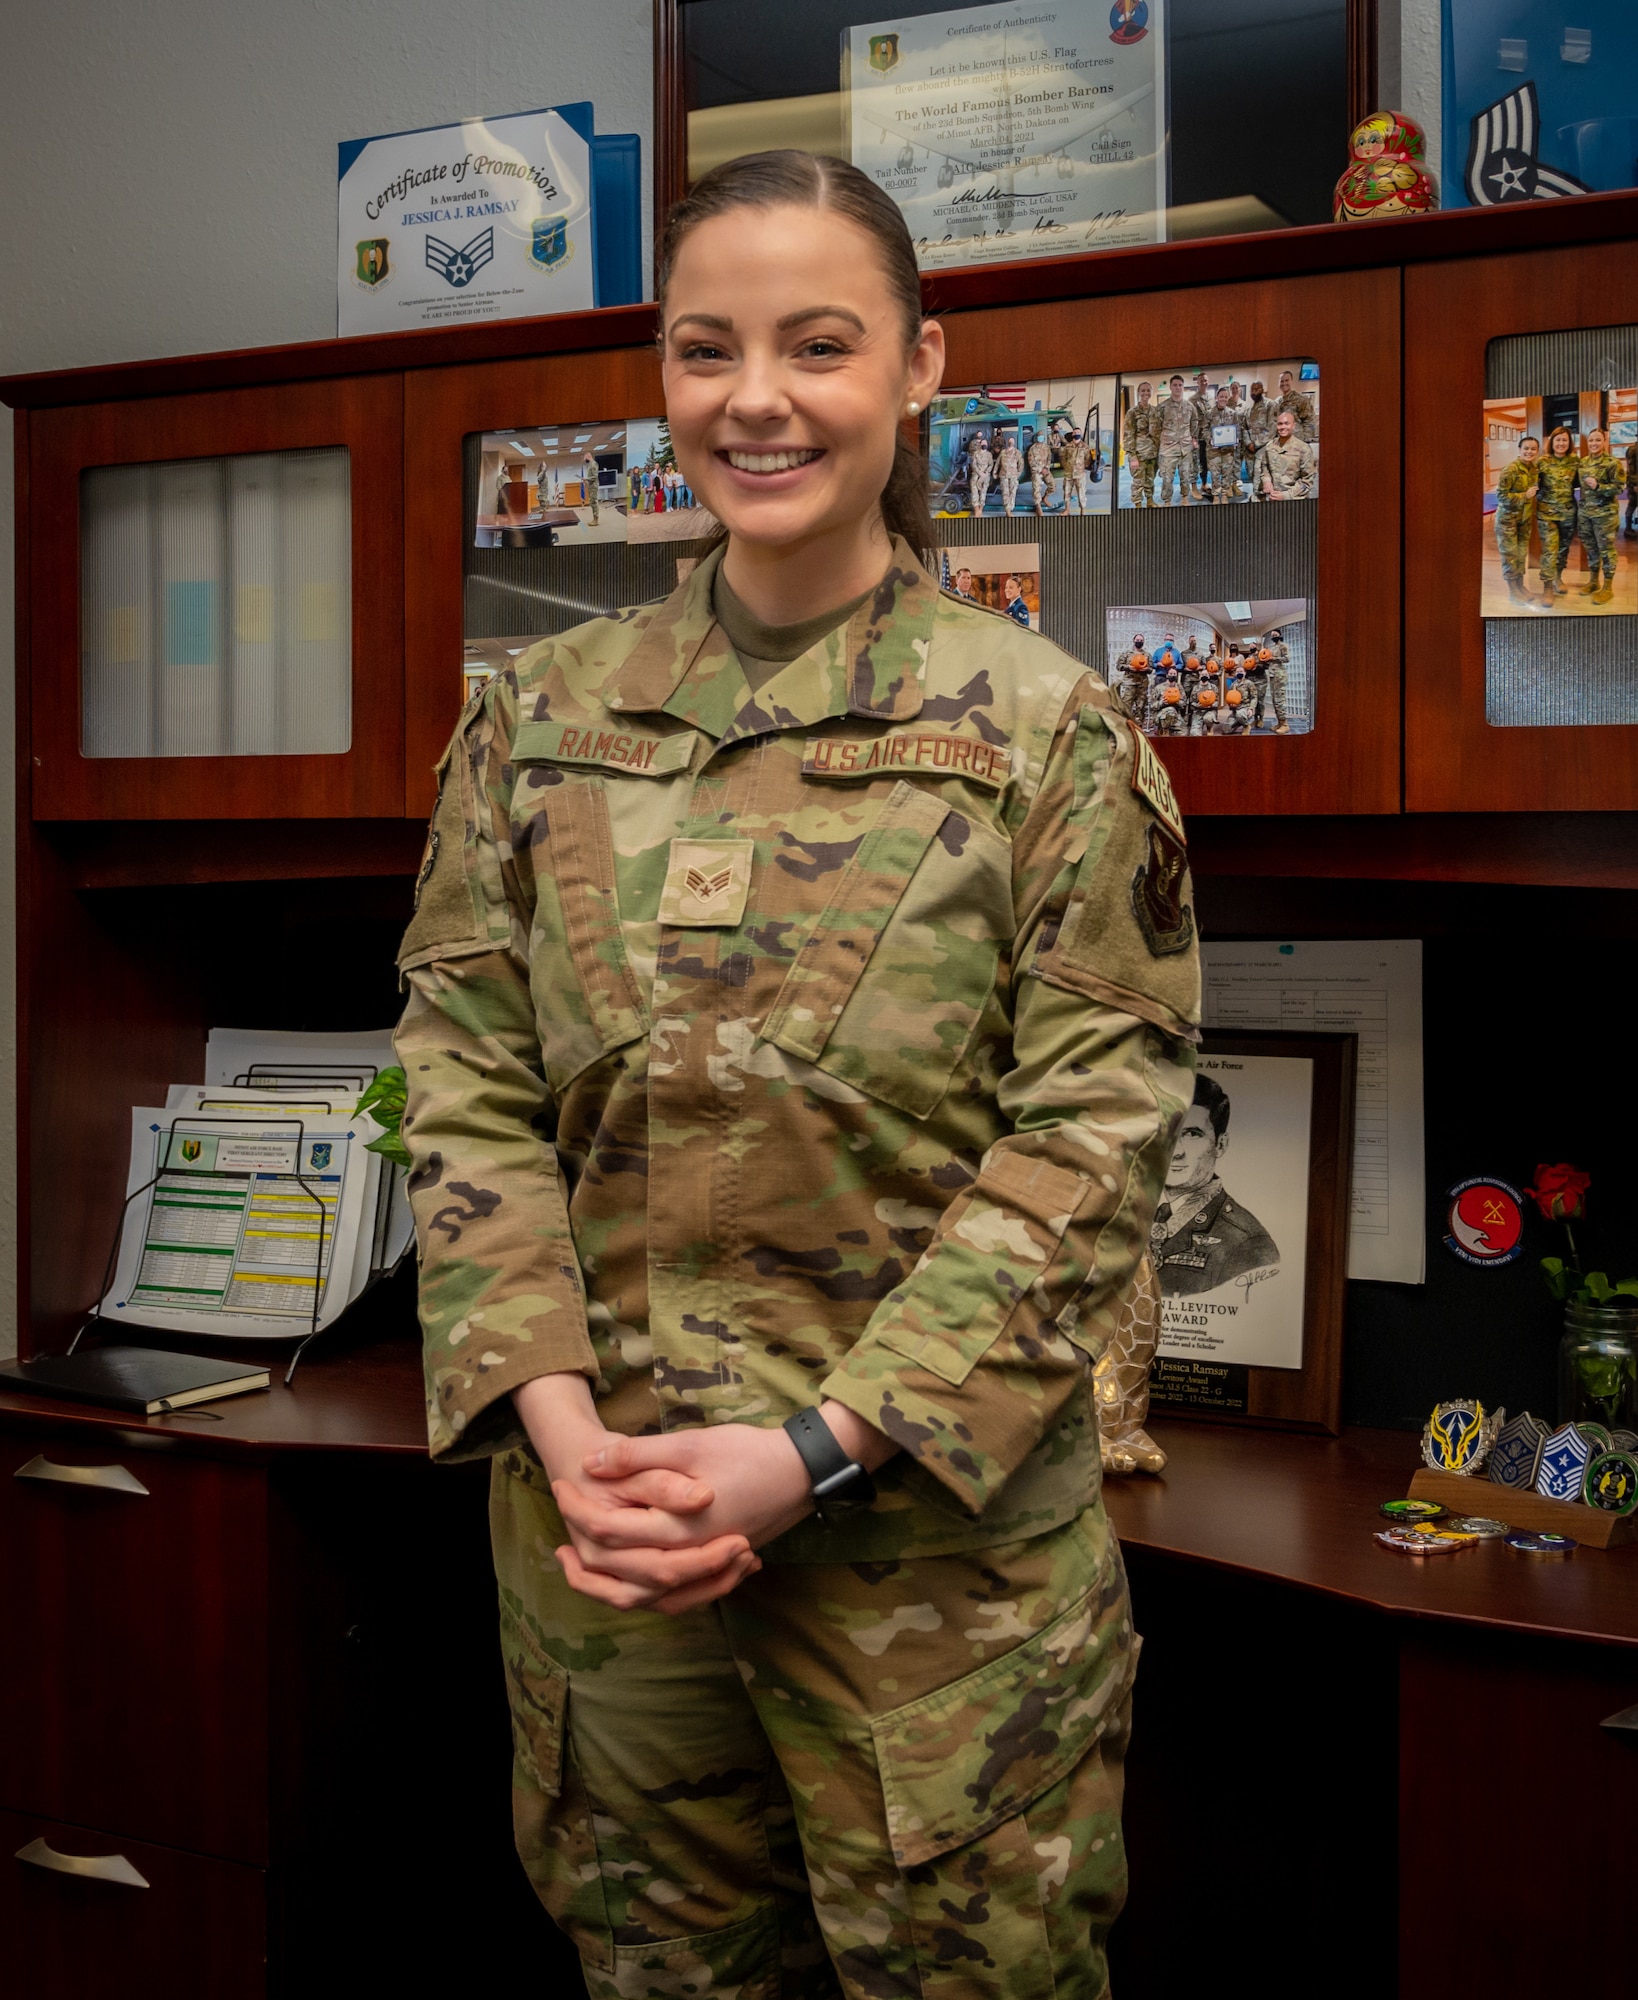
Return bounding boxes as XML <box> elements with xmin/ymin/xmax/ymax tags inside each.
<box><xmin>783</xmin><ymin>1407</ymin><xmax>877</xmax><ymax>1513</ymax></box>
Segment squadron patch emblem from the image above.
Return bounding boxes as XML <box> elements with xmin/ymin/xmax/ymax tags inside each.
<box><xmin>1130</xmin><ymin>821</ymin><xmax>1194</xmax><ymax>958</ymax></box>
<box><xmin>353</xmin><ymin>238</ymin><xmax>390</xmax><ymax>289</ymax></box>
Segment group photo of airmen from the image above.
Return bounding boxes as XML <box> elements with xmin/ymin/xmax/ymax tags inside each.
<box><xmin>1117</xmin><ymin>363</ymin><xmax>1319</xmax><ymax>508</ymax></box>
<box><xmin>1104</xmin><ymin>601</ymin><xmax>1312</xmax><ymax>736</ymax></box>
<box><xmin>927</xmin><ymin>377</ymin><xmax>1116</xmax><ymax>518</ymax></box>
<box><xmin>1481</xmin><ymin>392</ymin><xmax>1638</xmax><ymax>617</ymax></box>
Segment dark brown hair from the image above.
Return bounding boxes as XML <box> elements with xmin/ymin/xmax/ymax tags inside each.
<box><xmin>655</xmin><ymin>149</ymin><xmax>938</xmax><ymax>570</ymax></box>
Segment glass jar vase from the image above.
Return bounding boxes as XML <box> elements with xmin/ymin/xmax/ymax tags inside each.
<box><xmin>1557</xmin><ymin>1301</ymin><xmax>1638</xmax><ymax>1429</ymax></box>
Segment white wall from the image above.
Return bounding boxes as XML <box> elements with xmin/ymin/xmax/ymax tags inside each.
<box><xmin>0</xmin><ymin>0</ymin><xmax>654</xmax><ymax>1345</ymax></box>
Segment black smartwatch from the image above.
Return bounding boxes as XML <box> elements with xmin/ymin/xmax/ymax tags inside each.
<box><xmin>783</xmin><ymin>1407</ymin><xmax>877</xmax><ymax>1520</ymax></box>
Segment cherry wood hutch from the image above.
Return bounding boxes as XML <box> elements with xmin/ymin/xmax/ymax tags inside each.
<box><xmin>6</xmin><ymin>192</ymin><xmax>1638</xmax><ymax>1996</ymax></box>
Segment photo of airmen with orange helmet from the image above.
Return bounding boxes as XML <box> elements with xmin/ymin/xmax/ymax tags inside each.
<box><xmin>1104</xmin><ymin>599</ymin><xmax>1311</xmax><ymax>736</ymax></box>
<box><xmin>1481</xmin><ymin>389</ymin><xmax>1638</xmax><ymax>617</ymax></box>
<box><xmin>1117</xmin><ymin>362</ymin><xmax>1318</xmax><ymax>508</ymax></box>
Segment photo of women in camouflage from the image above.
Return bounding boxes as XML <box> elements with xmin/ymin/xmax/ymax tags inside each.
<box><xmin>397</xmin><ymin>150</ymin><xmax>1198</xmax><ymax>2000</ymax></box>
<box><xmin>1481</xmin><ymin>392</ymin><xmax>1638</xmax><ymax>617</ymax></box>
<box><xmin>1116</xmin><ymin>362</ymin><xmax>1319</xmax><ymax>507</ymax></box>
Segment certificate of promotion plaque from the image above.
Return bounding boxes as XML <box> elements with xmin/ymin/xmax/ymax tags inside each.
<box><xmin>847</xmin><ymin>0</ymin><xmax>1168</xmax><ymax>270</ymax></box>
<box><xmin>337</xmin><ymin>103</ymin><xmax>597</xmax><ymax>337</ymax></box>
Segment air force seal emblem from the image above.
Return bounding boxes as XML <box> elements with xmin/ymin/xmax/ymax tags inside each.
<box><xmin>354</xmin><ymin>239</ymin><xmax>390</xmax><ymax>288</ymax></box>
<box><xmin>309</xmin><ymin>1142</ymin><xmax>333</xmax><ymax>1172</ymax></box>
<box><xmin>531</xmin><ymin>216</ymin><xmax>571</xmax><ymax>270</ymax></box>
<box><xmin>868</xmin><ymin>33</ymin><xmax>900</xmax><ymax>72</ymax></box>
<box><xmin>426</xmin><ymin>227</ymin><xmax>494</xmax><ymax>289</ymax></box>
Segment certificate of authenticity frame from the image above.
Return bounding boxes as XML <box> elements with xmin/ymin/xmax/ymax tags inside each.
<box><xmin>847</xmin><ymin>0</ymin><xmax>1167</xmax><ymax>270</ymax></box>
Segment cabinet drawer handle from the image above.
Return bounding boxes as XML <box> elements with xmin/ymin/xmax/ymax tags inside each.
<box><xmin>14</xmin><ymin>1455</ymin><xmax>149</xmax><ymax>1496</ymax></box>
<box><xmin>14</xmin><ymin>1837</ymin><xmax>150</xmax><ymax>1888</ymax></box>
<box><xmin>1601</xmin><ymin>1702</ymin><xmax>1638</xmax><ymax>1732</ymax></box>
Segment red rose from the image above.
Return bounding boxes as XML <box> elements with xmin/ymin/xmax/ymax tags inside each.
<box><xmin>1524</xmin><ymin>1164</ymin><xmax>1591</xmax><ymax>1222</ymax></box>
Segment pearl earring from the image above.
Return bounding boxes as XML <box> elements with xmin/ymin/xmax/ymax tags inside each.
<box><xmin>906</xmin><ymin>400</ymin><xmax>921</xmax><ymax>415</ymax></box>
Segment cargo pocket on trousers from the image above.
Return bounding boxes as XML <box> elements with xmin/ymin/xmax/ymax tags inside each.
<box><xmin>499</xmin><ymin>1595</ymin><xmax>613</xmax><ymax>1968</ymax></box>
<box><xmin>869</xmin><ymin>1567</ymin><xmax>1138</xmax><ymax>1998</ymax></box>
<box><xmin>759</xmin><ymin>780</ymin><xmax>1012</xmax><ymax>1119</ymax></box>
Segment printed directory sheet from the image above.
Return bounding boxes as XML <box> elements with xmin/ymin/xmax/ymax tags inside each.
<box><xmin>103</xmin><ymin>1112</ymin><xmax>374</xmax><ymax>1340</ymax></box>
<box><xmin>1200</xmin><ymin>939</ymin><xmax>1425</xmax><ymax>1284</ymax></box>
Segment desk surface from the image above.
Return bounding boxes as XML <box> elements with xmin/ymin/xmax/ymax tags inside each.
<box><xmin>0</xmin><ymin>1330</ymin><xmax>431</xmax><ymax>1459</ymax></box>
<box><xmin>2</xmin><ymin>1348</ymin><xmax>1634</xmax><ymax>1648</ymax></box>
<box><xmin>1107</xmin><ymin>1419</ymin><xmax>1638</xmax><ymax>1652</ymax></box>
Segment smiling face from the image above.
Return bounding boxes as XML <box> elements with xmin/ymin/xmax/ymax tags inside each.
<box><xmin>1588</xmin><ymin>427</ymin><xmax>1608</xmax><ymax>453</ymax></box>
<box><xmin>659</xmin><ymin>203</ymin><xmax>943</xmax><ymax>558</ymax></box>
<box><xmin>1520</xmin><ymin>437</ymin><xmax>1540</xmax><ymax>462</ymax></box>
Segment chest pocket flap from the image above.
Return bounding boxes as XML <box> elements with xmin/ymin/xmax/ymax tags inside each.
<box><xmin>760</xmin><ymin>780</ymin><xmax>1012</xmax><ymax>1119</ymax></box>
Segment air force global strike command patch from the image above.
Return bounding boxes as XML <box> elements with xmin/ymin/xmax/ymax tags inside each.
<box><xmin>1131</xmin><ymin>821</ymin><xmax>1195</xmax><ymax>957</ymax></box>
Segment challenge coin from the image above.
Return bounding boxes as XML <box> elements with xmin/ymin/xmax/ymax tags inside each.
<box><xmin>1380</xmin><ymin>1498</ymin><xmax>1444</xmax><ymax>1520</ymax></box>
<box><xmin>1447</xmin><ymin>1516</ymin><xmax>1509</xmax><ymax>1538</ymax></box>
<box><xmin>1504</xmin><ymin>1530</ymin><xmax>1577</xmax><ymax>1556</ymax></box>
<box><xmin>1376</xmin><ymin>1527</ymin><xmax>1466</xmax><ymax>1555</ymax></box>
<box><xmin>1583</xmin><ymin>1450</ymin><xmax>1638</xmax><ymax>1516</ymax></box>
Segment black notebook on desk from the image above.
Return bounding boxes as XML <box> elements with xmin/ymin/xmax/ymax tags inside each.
<box><xmin>0</xmin><ymin>1345</ymin><xmax>271</xmax><ymax>1414</ymax></box>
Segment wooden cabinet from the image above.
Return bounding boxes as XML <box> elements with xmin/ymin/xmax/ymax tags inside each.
<box><xmin>404</xmin><ymin>343</ymin><xmax>664</xmax><ymax>814</ymax></box>
<box><xmin>941</xmin><ymin>266</ymin><xmax>1403</xmax><ymax>818</ymax></box>
<box><xmin>24</xmin><ymin>376</ymin><xmax>404</xmax><ymax>821</ymax></box>
<box><xmin>1405</xmin><ymin>239</ymin><xmax>1638</xmax><ymax>811</ymax></box>
<box><xmin>0</xmin><ymin>1367</ymin><xmax>586</xmax><ymax>1997</ymax></box>
<box><xmin>0</xmin><ymin>1435</ymin><xmax>269</xmax><ymax>1859</ymax></box>
<box><xmin>1</xmin><ymin>1808</ymin><xmax>267</xmax><ymax>1999</ymax></box>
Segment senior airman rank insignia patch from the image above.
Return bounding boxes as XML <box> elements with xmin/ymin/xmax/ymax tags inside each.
<box><xmin>1131</xmin><ymin>821</ymin><xmax>1195</xmax><ymax>957</ymax></box>
<box><xmin>660</xmin><ymin>838</ymin><xmax>754</xmax><ymax>927</ymax></box>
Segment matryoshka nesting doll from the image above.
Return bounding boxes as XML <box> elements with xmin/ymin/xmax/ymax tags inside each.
<box><xmin>1334</xmin><ymin>110</ymin><xmax>1438</xmax><ymax>222</ymax></box>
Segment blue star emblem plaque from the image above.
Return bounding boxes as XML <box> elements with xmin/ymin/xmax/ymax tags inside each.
<box><xmin>426</xmin><ymin>227</ymin><xmax>495</xmax><ymax>289</ymax></box>
<box><xmin>1535</xmin><ymin>1423</ymin><xmax>1592</xmax><ymax>1502</ymax></box>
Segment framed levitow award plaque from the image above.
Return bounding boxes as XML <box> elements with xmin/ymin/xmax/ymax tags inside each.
<box><xmin>1148</xmin><ymin>1028</ymin><xmax>1355</xmax><ymax>1433</ymax></box>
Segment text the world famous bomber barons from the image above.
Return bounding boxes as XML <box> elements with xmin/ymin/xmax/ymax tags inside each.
<box><xmin>365</xmin><ymin>153</ymin><xmax>561</xmax><ymax>222</ymax></box>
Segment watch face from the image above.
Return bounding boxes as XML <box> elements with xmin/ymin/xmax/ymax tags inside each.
<box><xmin>814</xmin><ymin>1460</ymin><xmax>877</xmax><ymax>1514</ymax></box>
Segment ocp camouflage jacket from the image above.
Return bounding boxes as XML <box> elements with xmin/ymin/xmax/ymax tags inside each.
<box><xmin>395</xmin><ymin>541</ymin><xmax>1199</xmax><ymax>1561</ymax></box>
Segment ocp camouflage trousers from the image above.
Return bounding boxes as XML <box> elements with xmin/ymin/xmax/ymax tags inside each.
<box><xmin>1537</xmin><ymin>505</ymin><xmax>1577</xmax><ymax>583</ymax></box>
<box><xmin>1579</xmin><ymin>502</ymin><xmax>1621</xmax><ymax>578</ymax></box>
<box><xmin>1494</xmin><ymin>507</ymin><xmax>1533</xmax><ymax>583</ymax></box>
<box><xmin>492</xmin><ymin>1458</ymin><xmax>1138</xmax><ymax>2000</ymax></box>
<box><xmin>1154</xmin><ymin>446</ymin><xmax>1193</xmax><ymax>504</ymax></box>
<box><xmin>1128</xmin><ymin>454</ymin><xmax>1157</xmax><ymax>506</ymax></box>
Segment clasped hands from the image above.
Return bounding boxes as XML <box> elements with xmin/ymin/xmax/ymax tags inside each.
<box><xmin>514</xmin><ymin>1373</ymin><xmax>894</xmax><ymax>1616</ymax></box>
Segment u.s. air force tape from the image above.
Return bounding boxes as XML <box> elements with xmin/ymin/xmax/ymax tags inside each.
<box><xmin>802</xmin><ymin>732</ymin><xmax>1010</xmax><ymax>789</ymax></box>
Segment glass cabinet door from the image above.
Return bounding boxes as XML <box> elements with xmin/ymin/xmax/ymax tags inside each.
<box><xmin>81</xmin><ymin>448</ymin><xmax>352</xmax><ymax>760</ymax></box>
<box><xmin>30</xmin><ymin>375</ymin><xmax>402</xmax><ymax>820</ymax></box>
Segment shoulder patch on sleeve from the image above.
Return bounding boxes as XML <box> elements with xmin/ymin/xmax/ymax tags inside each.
<box><xmin>1127</xmin><ymin>724</ymin><xmax>1184</xmax><ymax>839</ymax></box>
<box><xmin>1031</xmin><ymin>710</ymin><xmax>1201</xmax><ymax>1041</ymax></box>
<box><xmin>396</xmin><ymin>701</ymin><xmax>507</xmax><ymax>973</ymax></box>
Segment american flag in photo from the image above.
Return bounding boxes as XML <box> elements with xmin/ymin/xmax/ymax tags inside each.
<box><xmin>984</xmin><ymin>385</ymin><xmax>1028</xmax><ymax>410</ymax></box>
<box><xmin>1465</xmin><ymin>82</ymin><xmax>1592</xmax><ymax>206</ymax></box>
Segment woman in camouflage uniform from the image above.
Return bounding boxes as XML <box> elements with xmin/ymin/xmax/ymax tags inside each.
<box><xmin>1535</xmin><ymin>427</ymin><xmax>1582</xmax><ymax>600</ymax></box>
<box><xmin>397</xmin><ymin>150</ymin><xmax>1197</xmax><ymax>2000</ymax></box>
